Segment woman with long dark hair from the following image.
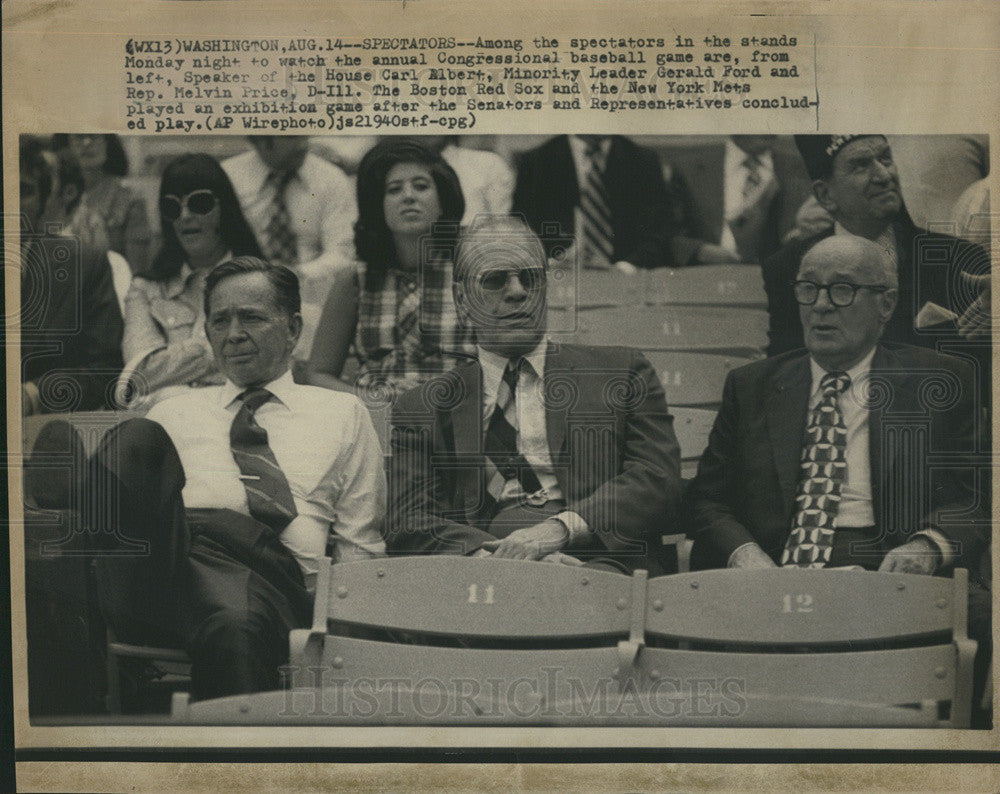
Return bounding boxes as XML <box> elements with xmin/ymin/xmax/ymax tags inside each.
<box><xmin>52</xmin><ymin>134</ymin><xmax>153</xmax><ymax>272</ymax></box>
<box><xmin>306</xmin><ymin>137</ymin><xmax>471</xmax><ymax>394</ymax></box>
<box><xmin>118</xmin><ymin>153</ymin><xmax>263</xmax><ymax>408</ymax></box>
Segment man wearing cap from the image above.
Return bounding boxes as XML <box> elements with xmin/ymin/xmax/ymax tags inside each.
<box><xmin>762</xmin><ymin>135</ymin><xmax>991</xmax><ymax>362</ymax></box>
<box><xmin>387</xmin><ymin>217</ymin><xmax>683</xmax><ymax>575</ymax></box>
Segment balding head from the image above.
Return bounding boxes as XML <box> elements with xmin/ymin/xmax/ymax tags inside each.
<box><xmin>796</xmin><ymin>235</ymin><xmax>898</xmax><ymax>372</ymax></box>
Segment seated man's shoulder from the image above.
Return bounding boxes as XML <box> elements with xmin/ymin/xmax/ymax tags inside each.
<box><xmin>877</xmin><ymin>342</ymin><xmax>977</xmax><ymax>378</ymax></box>
<box><xmin>553</xmin><ymin>342</ymin><xmax>644</xmax><ymax>370</ymax></box>
<box><xmin>292</xmin><ymin>382</ymin><xmax>369</xmax><ymax>415</ymax></box>
<box><xmin>391</xmin><ymin>366</ymin><xmax>473</xmax><ymax>417</ymax></box>
<box><xmin>144</xmin><ymin>385</ymin><xmax>220</xmax><ymax>423</ymax></box>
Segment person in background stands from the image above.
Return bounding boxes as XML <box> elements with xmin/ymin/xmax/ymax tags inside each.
<box><xmin>306</xmin><ymin>138</ymin><xmax>474</xmax><ymax>395</ymax></box>
<box><xmin>223</xmin><ymin>136</ymin><xmax>357</xmax><ymax>359</ymax></box>
<box><xmin>667</xmin><ymin>135</ymin><xmax>815</xmax><ymax>265</ymax></box>
<box><xmin>512</xmin><ymin>134</ymin><xmax>739</xmax><ymax>273</ymax></box>
<box><xmin>19</xmin><ymin>136</ymin><xmax>123</xmax><ymax>415</ymax></box>
<box><xmin>118</xmin><ymin>153</ymin><xmax>262</xmax><ymax>410</ymax></box>
<box><xmin>763</xmin><ymin>135</ymin><xmax>992</xmax><ymax>357</ymax></box>
<box><xmin>53</xmin><ymin>134</ymin><xmax>152</xmax><ymax>273</ymax></box>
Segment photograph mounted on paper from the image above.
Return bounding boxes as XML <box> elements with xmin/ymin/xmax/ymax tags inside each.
<box><xmin>16</xmin><ymin>131</ymin><xmax>992</xmax><ymax>730</ymax></box>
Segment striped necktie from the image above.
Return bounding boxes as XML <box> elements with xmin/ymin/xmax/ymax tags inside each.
<box><xmin>230</xmin><ymin>388</ymin><xmax>297</xmax><ymax>532</ymax></box>
<box><xmin>579</xmin><ymin>139</ymin><xmax>614</xmax><ymax>269</ymax></box>
<box><xmin>781</xmin><ymin>371</ymin><xmax>852</xmax><ymax>568</ymax></box>
<box><xmin>263</xmin><ymin>169</ymin><xmax>298</xmax><ymax>266</ymax></box>
<box><xmin>485</xmin><ymin>359</ymin><xmax>542</xmax><ymax>498</ymax></box>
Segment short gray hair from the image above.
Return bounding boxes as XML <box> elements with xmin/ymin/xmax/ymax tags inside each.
<box><xmin>453</xmin><ymin>216</ymin><xmax>546</xmax><ymax>283</ymax></box>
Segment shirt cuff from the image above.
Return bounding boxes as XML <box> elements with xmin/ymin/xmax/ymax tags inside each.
<box><xmin>913</xmin><ymin>529</ymin><xmax>954</xmax><ymax>567</ymax></box>
<box><xmin>554</xmin><ymin>511</ymin><xmax>589</xmax><ymax>548</ymax></box>
<box><xmin>727</xmin><ymin>541</ymin><xmax>763</xmax><ymax>568</ymax></box>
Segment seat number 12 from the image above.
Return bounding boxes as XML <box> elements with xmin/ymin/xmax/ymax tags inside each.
<box><xmin>782</xmin><ymin>594</ymin><xmax>814</xmax><ymax>613</ymax></box>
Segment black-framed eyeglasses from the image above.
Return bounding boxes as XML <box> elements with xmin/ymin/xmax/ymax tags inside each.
<box><xmin>792</xmin><ymin>280</ymin><xmax>890</xmax><ymax>308</ymax></box>
<box><xmin>476</xmin><ymin>267</ymin><xmax>547</xmax><ymax>293</ymax></box>
<box><xmin>160</xmin><ymin>189</ymin><xmax>219</xmax><ymax>222</ymax></box>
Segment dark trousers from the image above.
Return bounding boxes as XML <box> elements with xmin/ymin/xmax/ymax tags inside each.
<box><xmin>87</xmin><ymin>418</ymin><xmax>311</xmax><ymax>701</ymax></box>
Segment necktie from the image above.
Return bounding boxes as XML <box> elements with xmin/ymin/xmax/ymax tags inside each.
<box><xmin>230</xmin><ymin>388</ymin><xmax>298</xmax><ymax>532</ymax></box>
<box><xmin>579</xmin><ymin>139</ymin><xmax>614</xmax><ymax>269</ymax></box>
<box><xmin>485</xmin><ymin>359</ymin><xmax>543</xmax><ymax>497</ymax></box>
<box><xmin>263</xmin><ymin>170</ymin><xmax>298</xmax><ymax>266</ymax></box>
<box><xmin>781</xmin><ymin>371</ymin><xmax>852</xmax><ymax>568</ymax></box>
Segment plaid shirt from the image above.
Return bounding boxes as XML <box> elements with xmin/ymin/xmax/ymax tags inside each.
<box><xmin>356</xmin><ymin>259</ymin><xmax>474</xmax><ymax>394</ymax></box>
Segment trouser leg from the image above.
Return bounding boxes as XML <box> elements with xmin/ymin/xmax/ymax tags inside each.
<box><xmin>86</xmin><ymin>417</ymin><xmax>188</xmax><ymax>645</ymax></box>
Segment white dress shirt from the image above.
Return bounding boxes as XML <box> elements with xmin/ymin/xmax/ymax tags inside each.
<box><xmin>441</xmin><ymin>143</ymin><xmax>515</xmax><ymax>225</ymax></box>
<box><xmin>478</xmin><ymin>338</ymin><xmax>588</xmax><ymax>543</ymax></box>
<box><xmin>720</xmin><ymin>139</ymin><xmax>775</xmax><ymax>253</ymax></box>
<box><xmin>146</xmin><ymin>369</ymin><xmax>386</xmax><ymax>591</ymax></box>
<box><xmin>222</xmin><ymin>150</ymin><xmax>357</xmax><ymax>357</ymax></box>
<box><xmin>729</xmin><ymin>346</ymin><xmax>951</xmax><ymax>567</ymax></box>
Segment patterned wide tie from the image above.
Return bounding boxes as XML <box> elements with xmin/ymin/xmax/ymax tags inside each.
<box><xmin>579</xmin><ymin>139</ymin><xmax>615</xmax><ymax>269</ymax></box>
<box><xmin>485</xmin><ymin>359</ymin><xmax>543</xmax><ymax>499</ymax></box>
<box><xmin>781</xmin><ymin>371</ymin><xmax>852</xmax><ymax>568</ymax></box>
<box><xmin>263</xmin><ymin>169</ymin><xmax>298</xmax><ymax>266</ymax></box>
<box><xmin>230</xmin><ymin>388</ymin><xmax>298</xmax><ymax>532</ymax></box>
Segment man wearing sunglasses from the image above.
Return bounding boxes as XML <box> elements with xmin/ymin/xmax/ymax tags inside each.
<box><xmin>687</xmin><ymin>234</ymin><xmax>986</xmax><ymax>578</ymax></box>
<box><xmin>387</xmin><ymin>217</ymin><xmax>683</xmax><ymax>575</ymax></box>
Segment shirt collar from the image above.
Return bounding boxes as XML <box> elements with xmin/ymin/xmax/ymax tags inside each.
<box><xmin>252</xmin><ymin>148</ymin><xmax>307</xmax><ymax>192</ymax></box>
<box><xmin>219</xmin><ymin>368</ymin><xmax>297</xmax><ymax>410</ymax></box>
<box><xmin>725</xmin><ymin>139</ymin><xmax>773</xmax><ymax>175</ymax></box>
<box><xmin>478</xmin><ymin>336</ymin><xmax>549</xmax><ymax>399</ymax></box>
<box><xmin>569</xmin><ymin>135</ymin><xmax>611</xmax><ymax>163</ymax></box>
<box><xmin>809</xmin><ymin>346</ymin><xmax>877</xmax><ymax>401</ymax></box>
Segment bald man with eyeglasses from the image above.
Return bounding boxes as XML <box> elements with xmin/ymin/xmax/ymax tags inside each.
<box><xmin>687</xmin><ymin>235</ymin><xmax>987</xmax><ymax>575</ymax></box>
<box><xmin>386</xmin><ymin>217</ymin><xmax>683</xmax><ymax>575</ymax></box>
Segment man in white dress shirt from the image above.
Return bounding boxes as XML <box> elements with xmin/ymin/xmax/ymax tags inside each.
<box><xmin>222</xmin><ymin>136</ymin><xmax>357</xmax><ymax>357</ymax></box>
<box><xmin>89</xmin><ymin>256</ymin><xmax>385</xmax><ymax>699</ymax></box>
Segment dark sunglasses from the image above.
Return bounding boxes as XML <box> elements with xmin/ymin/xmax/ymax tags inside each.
<box><xmin>160</xmin><ymin>189</ymin><xmax>219</xmax><ymax>222</ymax></box>
<box><xmin>475</xmin><ymin>267</ymin><xmax>547</xmax><ymax>293</ymax></box>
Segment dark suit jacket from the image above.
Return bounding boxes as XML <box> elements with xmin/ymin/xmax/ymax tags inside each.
<box><xmin>21</xmin><ymin>237</ymin><xmax>124</xmax><ymax>411</ymax></box>
<box><xmin>667</xmin><ymin>137</ymin><xmax>814</xmax><ymax>264</ymax></box>
<box><xmin>761</xmin><ymin>214</ymin><xmax>990</xmax><ymax>357</ymax></box>
<box><xmin>511</xmin><ymin>135</ymin><xmax>698</xmax><ymax>269</ymax></box>
<box><xmin>387</xmin><ymin>343</ymin><xmax>683</xmax><ymax>575</ymax></box>
<box><xmin>686</xmin><ymin>344</ymin><xmax>987</xmax><ymax>572</ymax></box>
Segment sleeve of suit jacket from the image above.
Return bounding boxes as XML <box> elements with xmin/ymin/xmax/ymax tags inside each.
<box><xmin>566</xmin><ymin>350</ymin><xmax>683</xmax><ymax>553</ymax></box>
<box><xmin>386</xmin><ymin>385</ymin><xmax>498</xmax><ymax>556</ymax></box>
<box><xmin>77</xmin><ymin>247</ymin><xmax>125</xmax><ymax>410</ymax></box>
<box><xmin>683</xmin><ymin>369</ymin><xmax>758</xmax><ymax>568</ymax></box>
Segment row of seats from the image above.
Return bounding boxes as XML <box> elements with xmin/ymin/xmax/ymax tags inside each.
<box><xmin>170</xmin><ymin>556</ymin><xmax>976</xmax><ymax>727</ymax></box>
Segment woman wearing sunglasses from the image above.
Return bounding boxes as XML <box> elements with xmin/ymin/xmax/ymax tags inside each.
<box><xmin>306</xmin><ymin>138</ymin><xmax>473</xmax><ymax>396</ymax></box>
<box><xmin>118</xmin><ymin>153</ymin><xmax>262</xmax><ymax>409</ymax></box>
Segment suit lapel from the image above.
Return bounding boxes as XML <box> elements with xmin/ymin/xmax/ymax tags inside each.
<box><xmin>543</xmin><ymin>341</ymin><xmax>573</xmax><ymax>460</ymax></box>
<box><xmin>868</xmin><ymin>344</ymin><xmax>902</xmax><ymax>532</ymax></box>
<box><xmin>767</xmin><ymin>356</ymin><xmax>811</xmax><ymax>518</ymax></box>
<box><xmin>448</xmin><ymin>361</ymin><xmax>485</xmax><ymax>521</ymax></box>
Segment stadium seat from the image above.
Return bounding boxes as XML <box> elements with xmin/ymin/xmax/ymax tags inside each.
<box><xmin>171</xmin><ymin>560</ymin><xmax>976</xmax><ymax>727</ymax></box>
<box><xmin>555</xmin><ymin>306</ymin><xmax>768</xmax><ymax>356</ymax></box>
<box><xmin>644</xmin><ymin>351</ymin><xmax>756</xmax><ymax>407</ymax></box>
